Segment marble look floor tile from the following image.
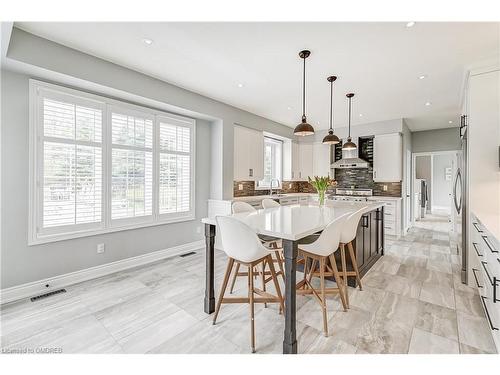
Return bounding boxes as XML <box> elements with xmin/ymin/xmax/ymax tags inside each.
<box><xmin>426</xmin><ymin>260</ymin><xmax>452</xmax><ymax>275</ymax></box>
<box><xmin>402</xmin><ymin>255</ymin><xmax>428</xmax><ymax>268</ymax></box>
<box><xmin>117</xmin><ymin>309</ymin><xmax>198</xmax><ymax>353</ymax></box>
<box><xmin>374</xmin><ymin>292</ymin><xmax>420</xmax><ymax>326</ymax></box>
<box><xmin>430</xmin><ymin>251</ymin><xmax>452</xmax><ymax>263</ymax></box>
<box><xmin>296</xmin><ymin>295</ymin><xmax>342</xmax><ymax>332</ymax></box>
<box><xmin>423</xmin><ymin>270</ymin><xmax>454</xmax><ymax>289</ymax></box>
<box><xmin>396</xmin><ymin>264</ymin><xmax>429</xmax><ymax>282</ymax></box>
<box><xmin>419</xmin><ymin>282</ymin><xmax>455</xmax><ymax>309</ymax></box>
<box><xmin>355</xmin><ymin>316</ymin><xmax>413</xmax><ymax>354</ymax></box>
<box><xmin>457</xmin><ymin>311</ymin><xmax>497</xmax><ymax>353</ymax></box>
<box><xmin>362</xmin><ymin>271</ymin><xmax>393</xmax><ymax>290</ymax></box>
<box><xmin>415</xmin><ymin>301</ymin><xmax>458</xmax><ymax>341</ymax></box>
<box><xmin>430</xmin><ymin>244</ymin><xmax>451</xmax><ymax>254</ymax></box>
<box><xmin>347</xmin><ymin>286</ymin><xmax>386</xmax><ymax>313</ymax></box>
<box><xmin>384</xmin><ymin>275</ymin><xmax>422</xmax><ymax>299</ymax></box>
<box><xmin>94</xmin><ymin>292</ymin><xmax>181</xmax><ymax>340</ymax></box>
<box><xmin>408</xmin><ymin>328</ymin><xmax>459</xmax><ymax>354</ymax></box>
<box><xmin>370</xmin><ymin>258</ymin><xmax>401</xmax><ymax>275</ymax></box>
<box><xmin>305</xmin><ymin>336</ymin><xmax>357</xmax><ymax>354</ymax></box>
<box><xmin>454</xmin><ymin>290</ymin><xmax>485</xmax><ymax>318</ymax></box>
<box><xmin>459</xmin><ymin>343</ymin><xmax>493</xmax><ymax>354</ymax></box>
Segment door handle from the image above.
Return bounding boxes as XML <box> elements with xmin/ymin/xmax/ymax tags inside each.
<box><xmin>453</xmin><ymin>168</ymin><xmax>462</xmax><ymax>213</ymax></box>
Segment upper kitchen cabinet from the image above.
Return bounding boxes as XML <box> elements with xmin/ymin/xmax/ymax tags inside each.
<box><xmin>312</xmin><ymin>142</ymin><xmax>331</xmax><ymax>177</ymax></box>
<box><xmin>373</xmin><ymin>133</ymin><xmax>402</xmax><ymax>182</ymax></box>
<box><xmin>233</xmin><ymin>125</ymin><xmax>264</xmax><ymax>181</ymax></box>
<box><xmin>285</xmin><ymin>141</ymin><xmax>314</xmax><ymax>181</ymax></box>
<box><xmin>299</xmin><ymin>143</ymin><xmax>314</xmax><ymax>180</ymax></box>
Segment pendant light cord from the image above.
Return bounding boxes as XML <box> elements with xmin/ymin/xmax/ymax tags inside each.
<box><xmin>302</xmin><ymin>56</ymin><xmax>306</xmax><ymax>117</ymax></box>
<box><xmin>329</xmin><ymin>81</ymin><xmax>333</xmax><ymax>131</ymax></box>
<box><xmin>348</xmin><ymin>95</ymin><xmax>352</xmax><ymax>137</ymax></box>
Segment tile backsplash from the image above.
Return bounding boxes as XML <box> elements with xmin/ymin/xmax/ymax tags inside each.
<box><xmin>234</xmin><ymin>170</ymin><xmax>401</xmax><ymax>197</ymax></box>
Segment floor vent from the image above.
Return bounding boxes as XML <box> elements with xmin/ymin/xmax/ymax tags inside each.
<box><xmin>179</xmin><ymin>251</ymin><xmax>196</xmax><ymax>258</ymax></box>
<box><xmin>31</xmin><ymin>288</ymin><xmax>66</xmax><ymax>302</ymax></box>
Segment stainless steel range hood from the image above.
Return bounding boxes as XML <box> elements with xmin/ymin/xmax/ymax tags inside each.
<box><xmin>331</xmin><ymin>142</ymin><xmax>369</xmax><ymax>169</ymax></box>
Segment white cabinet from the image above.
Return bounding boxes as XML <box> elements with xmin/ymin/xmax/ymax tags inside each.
<box><xmin>312</xmin><ymin>142</ymin><xmax>331</xmax><ymax>177</ymax></box>
<box><xmin>299</xmin><ymin>143</ymin><xmax>313</xmax><ymax>181</ymax></box>
<box><xmin>291</xmin><ymin>141</ymin><xmax>300</xmax><ymax>180</ymax></box>
<box><xmin>233</xmin><ymin>125</ymin><xmax>264</xmax><ymax>181</ymax></box>
<box><xmin>373</xmin><ymin>133</ymin><xmax>402</xmax><ymax>182</ymax></box>
<box><xmin>368</xmin><ymin>197</ymin><xmax>402</xmax><ymax>237</ymax></box>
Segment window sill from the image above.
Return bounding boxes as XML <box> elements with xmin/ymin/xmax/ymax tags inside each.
<box><xmin>29</xmin><ymin>214</ymin><xmax>196</xmax><ymax>246</ymax></box>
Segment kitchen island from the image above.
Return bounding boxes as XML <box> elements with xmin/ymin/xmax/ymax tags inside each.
<box><xmin>201</xmin><ymin>201</ymin><xmax>385</xmax><ymax>354</ymax></box>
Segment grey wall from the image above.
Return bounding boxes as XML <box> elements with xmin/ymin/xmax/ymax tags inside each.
<box><xmin>412</xmin><ymin>128</ymin><xmax>460</xmax><ymax>153</ymax></box>
<box><xmin>432</xmin><ymin>153</ymin><xmax>454</xmax><ymax>209</ymax></box>
<box><xmin>415</xmin><ymin>155</ymin><xmax>432</xmax><ymax>212</ymax></box>
<box><xmin>1</xmin><ymin>28</ymin><xmax>295</xmax><ymax>288</ymax></box>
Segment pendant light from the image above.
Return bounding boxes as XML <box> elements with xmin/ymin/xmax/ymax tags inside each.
<box><xmin>342</xmin><ymin>93</ymin><xmax>357</xmax><ymax>150</ymax></box>
<box><xmin>322</xmin><ymin>76</ymin><xmax>340</xmax><ymax>145</ymax></box>
<box><xmin>294</xmin><ymin>50</ymin><xmax>315</xmax><ymax>136</ymax></box>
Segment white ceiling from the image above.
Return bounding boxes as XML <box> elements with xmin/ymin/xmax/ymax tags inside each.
<box><xmin>15</xmin><ymin>22</ymin><xmax>500</xmax><ymax>131</ymax></box>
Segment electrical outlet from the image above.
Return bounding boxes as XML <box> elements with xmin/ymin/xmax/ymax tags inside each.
<box><xmin>97</xmin><ymin>243</ymin><xmax>105</xmax><ymax>254</ymax></box>
<box><xmin>238</xmin><ymin>184</ymin><xmax>243</xmax><ymax>191</ymax></box>
<box><xmin>289</xmin><ymin>183</ymin><xmax>292</xmax><ymax>189</ymax></box>
<box><xmin>383</xmin><ymin>185</ymin><xmax>388</xmax><ymax>191</ymax></box>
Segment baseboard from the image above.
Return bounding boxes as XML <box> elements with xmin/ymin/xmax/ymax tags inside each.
<box><xmin>0</xmin><ymin>240</ymin><xmax>205</xmax><ymax>305</ymax></box>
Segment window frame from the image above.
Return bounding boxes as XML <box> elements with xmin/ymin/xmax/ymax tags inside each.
<box><xmin>256</xmin><ymin>136</ymin><xmax>283</xmax><ymax>190</ymax></box>
<box><xmin>29</xmin><ymin>80</ymin><xmax>196</xmax><ymax>245</ymax></box>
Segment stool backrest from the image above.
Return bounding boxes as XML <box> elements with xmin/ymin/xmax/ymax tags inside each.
<box><xmin>340</xmin><ymin>207</ymin><xmax>368</xmax><ymax>244</ymax></box>
<box><xmin>261</xmin><ymin>198</ymin><xmax>280</xmax><ymax>209</ymax></box>
<box><xmin>232</xmin><ymin>201</ymin><xmax>256</xmax><ymax>213</ymax></box>
<box><xmin>307</xmin><ymin>213</ymin><xmax>350</xmax><ymax>257</ymax></box>
<box><xmin>216</xmin><ymin>216</ymin><xmax>269</xmax><ymax>263</ymax></box>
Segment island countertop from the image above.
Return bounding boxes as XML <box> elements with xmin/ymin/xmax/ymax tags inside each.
<box><xmin>202</xmin><ymin>201</ymin><xmax>384</xmax><ymax>241</ymax></box>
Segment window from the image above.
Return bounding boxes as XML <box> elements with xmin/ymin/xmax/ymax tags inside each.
<box><xmin>257</xmin><ymin>137</ymin><xmax>283</xmax><ymax>189</ymax></box>
<box><xmin>30</xmin><ymin>81</ymin><xmax>195</xmax><ymax>244</ymax></box>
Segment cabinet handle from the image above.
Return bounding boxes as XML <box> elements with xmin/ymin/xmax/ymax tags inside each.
<box><xmin>480</xmin><ymin>296</ymin><xmax>499</xmax><ymax>331</ymax></box>
<box><xmin>362</xmin><ymin>215</ymin><xmax>369</xmax><ymax>228</ymax></box>
<box><xmin>472</xmin><ymin>242</ymin><xmax>483</xmax><ymax>257</ymax></box>
<box><xmin>473</xmin><ymin>222</ymin><xmax>483</xmax><ymax>233</ymax></box>
<box><xmin>249</xmin><ymin>168</ymin><xmax>253</xmax><ymax>177</ymax></box>
<box><xmin>481</xmin><ymin>261</ymin><xmax>493</xmax><ymax>285</ymax></box>
<box><xmin>472</xmin><ymin>268</ymin><xmax>483</xmax><ymax>288</ymax></box>
<box><xmin>299</xmin><ymin>172</ymin><xmax>302</xmax><ymax>178</ymax></box>
<box><xmin>494</xmin><ymin>277</ymin><xmax>499</xmax><ymax>303</ymax></box>
<box><xmin>374</xmin><ymin>170</ymin><xmax>377</xmax><ymax>178</ymax></box>
<box><xmin>482</xmin><ymin>235</ymin><xmax>498</xmax><ymax>254</ymax></box>
<box><xmin>292</xmin><ymin>171</ymin><xmax>294</xmax><ymax>178</ymax></box>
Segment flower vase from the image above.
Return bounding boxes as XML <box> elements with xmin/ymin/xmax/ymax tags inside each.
<box><xmin>318</xmin><ymin>190</ymin><xmax>326</xmax><ymax>206</ymax></box>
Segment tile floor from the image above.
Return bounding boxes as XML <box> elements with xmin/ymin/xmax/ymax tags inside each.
<box><xmin>1</xmin><ymin>213</ymin><xmax>497</xmax><ymax>354</ymax></box>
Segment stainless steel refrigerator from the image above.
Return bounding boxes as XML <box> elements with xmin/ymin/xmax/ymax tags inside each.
<box><xmin>452</xmin><ymin>122</ymin><xmax>468</xmax><ymax>284</ymax></box>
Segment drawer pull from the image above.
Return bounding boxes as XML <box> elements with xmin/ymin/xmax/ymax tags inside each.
<box><xmin>482</xmin><ymin>235</ymin><xmax>498</xmax><ymax>254</ymax></box>
<box><xmin>472</xmin><ymin>242</ymin><xmax>483</xmax><ymax>257</ymax></box>
<box><xmin>473</xmin><ymin>222</ymin><xmax>483</xmax><ymax>233</ymax></box>
<box><xmin>472</xmin><ymin>268</ymin><xmax>483</xmax><ymax>288</ymax></box>
<box><xmin>481</xmin><ymin>261</ymin><xmax>493</xmax><ymax>285</ymax></box>
<box><xmin>494</xmin><ymin>277</ymin><xmax>499</xmax><ymax>303</ymax></box>
<box><xmin>480</xmin><ymin>296</ymin><xmax>499</xmax><ymax>331</ymax></box>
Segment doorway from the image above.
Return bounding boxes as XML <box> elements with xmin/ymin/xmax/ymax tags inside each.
<box><xmin>411</xmin><ymin>151</ymin><xmax>458</xmax><ymax>226</ymax></box>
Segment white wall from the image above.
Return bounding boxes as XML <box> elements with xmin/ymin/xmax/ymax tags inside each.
<box><xmin>415</xmin><ymin>155</ymin><xmax>432</xmax><ymax>212</ymax></box>
<box><xmin>412</xmin><ymin>128</ymin><xmax>460</xmax><ymax>153</ymax></box>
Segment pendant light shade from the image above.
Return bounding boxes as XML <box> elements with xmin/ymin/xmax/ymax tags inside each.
<box><xmin>294</xmin><ymin>50</ymin><xmax>315</xmax><ymax>136</ymax></box>
<box><xmin>322</xmin><ymin>75</ymin><xmax>340</xmax><ymax>145</ymax></box>
<box><xmin>342</xmin><ymin>93</ymin><xmax>357</xmax><ymax>151</ymax></box>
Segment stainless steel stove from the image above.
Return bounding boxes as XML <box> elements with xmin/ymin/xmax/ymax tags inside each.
<box><xmin>329</xmin><ymin>188</ymin><xmax>373</xmax><ymax>202</ymax></box>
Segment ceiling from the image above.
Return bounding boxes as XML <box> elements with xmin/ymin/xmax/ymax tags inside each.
<box><xmin>14</xmin><ymin>22</ymin><xmax>500</xmax><ymax>131</ymax></box>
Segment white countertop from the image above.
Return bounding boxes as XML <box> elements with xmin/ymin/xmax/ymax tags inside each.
<box><xmin>367</xmin><ymin>196</ymin><xmax>402</xmax><ymax>201</ymax></box>
<box><xmin>202</xmin><ymin>201</ymin><xmax>384</xmax><ymax>241</ymax></box>
<box><xmin>232</xmin><ymin>193</ymin><xmax>315</xmax><ymax>202</ymax></box>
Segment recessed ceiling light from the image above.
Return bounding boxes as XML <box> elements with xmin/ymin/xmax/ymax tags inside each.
<box><xmin>406</xmin><ymin>21</ymin><xmax>416</xmax><ymax>28</ymax></box>
<box><xmin>359</xmin><ymin>114</ymin><xmax>363</xmax><ymax>117</ymax></box>
<box><xmin>449</xmin><ymin>120</ymin><xmax>453</xmax><ymax>124</ymax></box>
<box><xmin>287</xmin><ymin>106</ymin><xmax>292</xmax><ymax>110</ymax></box>
<box><xmin>425</xmin><ymin>102</ymin><xmax>431</xmax><ymax>106</ymax></box>
<box><xmin>142</xmin><ymin>38</ymin><xmax>153</xmax><ymax>45</ymax></box>
<box><xmin>237</xmin><ymin>83</ymin><xmax>244</xmax><ymax>88</ymax></box>
<box><xmin>418</xmin><ymin>75</ymin><xmax>427</xmax><ymax>80</ymax></box>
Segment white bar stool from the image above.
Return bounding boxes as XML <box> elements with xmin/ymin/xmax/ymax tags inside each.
<box><xmin>261</xmin><ymin>198</ymin><xmax>280</xmax><ymax>208</ymax></box>
<box><xmin>338</xmin><ymin>207</ymin><xmax>367</xmax><ymax>307</ymax></box>
<box><xmin>296</xmin><ymin>213</ymin><xmax>350</xmax><ymax>337</ymax></box>
<box><xmin>229</xmin><ymin>201</ymin><xmax>284</xmax><ymax>295</ymax></box>
<box><xmin>213</xmin><ymin>216</ymin><xmax>284</xmax><ymax>353</ymax></box>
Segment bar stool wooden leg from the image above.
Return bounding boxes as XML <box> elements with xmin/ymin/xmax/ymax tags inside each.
<box><xmin>274</xmin><ymin>250</ymin><xmax>285</xmax><ymax>283</ymax></box>
<box><xmin>249</xmin><ymin>265</ymin><xmax>256</xmax><ymax>353</ymax></box>
<box><xmin>261</xmin><ymin>260</ymin><xmax>267</xmax><ymax>308</ymax></box>
<box><xmin>329</xmin><ymin>254</ymin><xmax>348</xmax><ymax>312</ymax></box>
<box><xmin>319</xmin><ymin>257</ymin><xmax>328</xmax><ymax>337</ymax></box>
<box><xmin>340</xmin><ymin>244</ymin><xmax>349</xmax><ymax>308</ymax></box>
<box><xmin>213</xmin><ymin>257</ymin><xmax>235</xmax><ymax>325</ymax></box>
<box><xmin>267</xmin><ymin>255</ymin><xmax>285</xmax><ymax>314</ymax></box>
<box><xmin>347</xmin><ymin>241</ymin><xmax>362</xmax><ymax>290</ymax></box>
<box><xmin>229</xmin><ymin>263</ymin><xmax>240</xmax><ymax>294</ymax></box>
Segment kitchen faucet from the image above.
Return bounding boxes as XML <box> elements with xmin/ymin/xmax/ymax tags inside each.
<box><xmin>269</xmin><ymin>178</ymin><xmax>280</xmax><ymax>196</ymax></box>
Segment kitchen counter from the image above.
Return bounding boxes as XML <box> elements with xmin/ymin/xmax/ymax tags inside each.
<box><xmin>368</xmin><ymin>196</ymin><xmax>402</xmax><ymax>201</ymax></box>
<box><xmin>233</xmin><ymin>192</ymin><xmax>315</xmax><ymax>202</ymax></box>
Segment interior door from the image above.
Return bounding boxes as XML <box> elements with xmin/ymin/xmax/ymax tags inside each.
<box><xmin>405</xmin><ymin>150</ymin><xmax>412</xmax><ymax>232</ymax></box>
